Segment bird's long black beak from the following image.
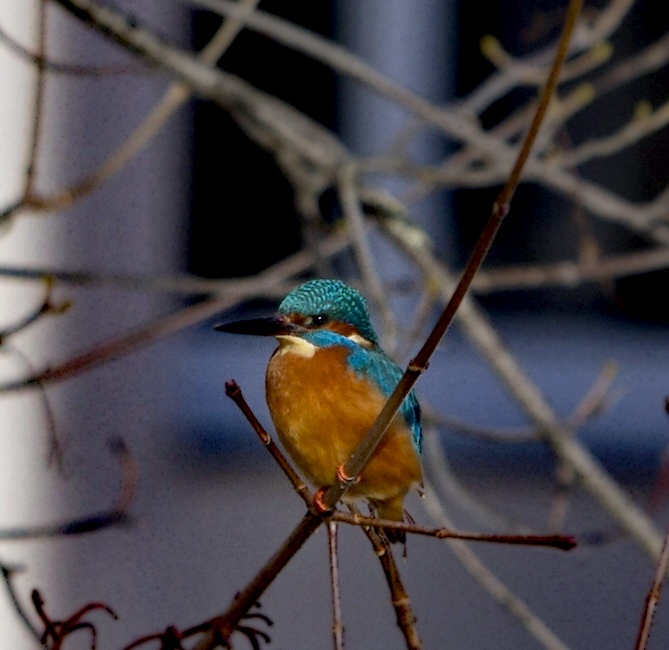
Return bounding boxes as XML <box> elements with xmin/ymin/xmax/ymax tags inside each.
<box><xmin>214</xmin><ymin>315</ymin><xmax>295</xmax><ymax>337</ymax></box>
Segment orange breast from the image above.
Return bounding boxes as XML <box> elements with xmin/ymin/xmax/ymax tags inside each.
<box><xmin>265</xmin><ymin>338</ymin><xmax>421</xmax><ymax>506</ymax></box>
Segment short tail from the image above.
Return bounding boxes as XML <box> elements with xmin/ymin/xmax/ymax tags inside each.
<box><xmin>373</xmin><ymin>496</ymin><xmax>407</xmax><ymax>545</ymax></box>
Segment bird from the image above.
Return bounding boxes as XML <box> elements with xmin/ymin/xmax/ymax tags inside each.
<box><xmin>215</xmin><ymin>278</ymin><xmax>422</xmax><ymax>543</ymax></box>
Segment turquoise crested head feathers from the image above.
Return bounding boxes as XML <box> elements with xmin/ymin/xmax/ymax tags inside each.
<box><xmin>277</xmin><ymin>279</ymin><xmax>378</xmax><ymax>345</ymax></box>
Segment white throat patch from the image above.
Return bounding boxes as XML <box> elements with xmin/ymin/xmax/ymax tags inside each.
<box><xmin>276</xmin><ymin>334</ymin><xmax>317</xmax><ymax>358</ymax></box>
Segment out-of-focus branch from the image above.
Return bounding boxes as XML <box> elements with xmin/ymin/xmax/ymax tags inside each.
<box><xmin>559</xmin><ymin>100</ymin><xmax>669</xmax><ymax>168</ymax></box>
<box><xmin>23</xmin><ymin>0</ymin><xmax>47</xmax><ymax>201</ymax></box>
<box><xmin>338</xmin><ymin>165</ymin><xmax>398</xmax><ymax>351</ymax></box>
<box><xmin>457</xmin><ymin>0</ymin><xmax>635</xmax><ymax>116</ymax></box>
<box><xmin>0</xmin><ymin>229</ymin><xmax>352</xmax><ymax>392</ymax></box>
<box><xmin>471</xmin><ymin>247</ymin><xmax>669</xmax><ymax>294</ymax></box>
<box><xmin>0</xmin><ymin>437</ymin><xmax>136</xmax><ymax>539</ymax></box>
<box><xmin>1</xmin><ymin>0</ymin><xmax>259</xmax><ymax>224</ymax></box>
<box><xmin>0</xmin><ymin>563</ymin><xmax>41</xmax><ymax>643</ymax></box>
<box><xmin>50</xmin><ymin>0</ymin><xmax>669</xmax><ymax>247</ymax></box>
<box><xmin>374</xmin><ymin>201</ymin><xmax>664</xmax><ymax>560</ymax></box>
<box><xmin>421</xmin><ymin>481</ymin><xmax>571</xmax><ymax>650</ymax></box>
<box><xmin>634</xmin><ymin>524</ymin><xmax>669</xmax><ymax>650</ymax></box>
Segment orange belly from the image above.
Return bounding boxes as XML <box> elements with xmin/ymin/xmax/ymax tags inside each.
<box><xmin>265</xmin><ymin>340</ymin><xmax>422</xmax><ymax>513</ymax></box>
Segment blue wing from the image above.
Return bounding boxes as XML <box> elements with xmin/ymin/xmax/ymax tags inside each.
<box><xmin>349</xmin><ymin>347</ymin><xmax>422</xmax><ymax>455</ymax></box>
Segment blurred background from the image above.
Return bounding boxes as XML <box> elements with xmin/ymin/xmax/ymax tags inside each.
<box><xmin>1</xmin><ymin>1</ymin><xmax>668</xmax><ymax>648</ymax></box>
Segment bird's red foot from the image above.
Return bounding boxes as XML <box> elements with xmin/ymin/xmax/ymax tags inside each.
<box><xmin>312</xmin><ymin>488</ymin><xmax>334</xmax><ymax>515</ymax></box>
<box><xmin>336</xmin><ymin>464</ymin><xmax>361</xmax><ymax>486</ymax></box>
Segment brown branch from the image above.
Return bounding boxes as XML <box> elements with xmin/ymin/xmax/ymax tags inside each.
<box><xmin>322</xmin><ymin>0</ymin><xmax>584</xmax><ymax>515</ymax></box>
<box><xmin>193</xmin><ymin>512</ymin><xmax>323</xmax><ymax>650</ymax></box>
<box><xmin>0</xmin><ymin>562</ymin><xmax>42</xmax><ymax>643</ymax></box>
<box><xmin>331</xmin><ymin>511</ymin><xmax>576</xmax><ymax>551</ymax></box>
<box><xmin>225</xmin><ymin>380</ymin><xmax>312</xmax><ymax>506</ymax></box>
<box><xmin>189</xmin><ymin>8</ymin><xmax>583</xmax><ymax>645</ymax></box>
<box><xmin>634</xmin><ymin>524</ymin><xmax>669</xmax><ymax>650</ymax></box>
<box><xmin>32</xmin><ymin>589</ymin><xmax>117</xmax><ymax>650</ymax></box>
<box><xmin>327</xmin><ymin>522</ymin><xmax>344</xmax><ymax>650</ymax></box>
<box><xmin>227</xmin><ymin>382</ymin><xmax>421</xmax><ymax>649</ymax></box>
<box><xmin>351</xmin><ymin>504</ymin><xmax>422</xmax><ymax>650</ymax></box>
<box><xmin>421</xmin><ymin>483</ymin><xmax>571</xmax><ymax>650</ymax></box>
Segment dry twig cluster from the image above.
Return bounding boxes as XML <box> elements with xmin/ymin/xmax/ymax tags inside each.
<box><xmin>1</xmin><ymin>1</ymin><xmax>668</xmax><ymax>648</ymax></box>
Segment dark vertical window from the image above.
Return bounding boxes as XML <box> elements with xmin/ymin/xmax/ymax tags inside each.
<box><xmin>189</xmin><ymin>3</ymin><xmax>336</xmax><ymax>279</ymax></box>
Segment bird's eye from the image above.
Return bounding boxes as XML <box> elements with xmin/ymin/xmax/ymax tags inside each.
<box><xmin>306</xmin><ymin>314</ymin><xmax>328</xmax><ymax>328</ymax></box>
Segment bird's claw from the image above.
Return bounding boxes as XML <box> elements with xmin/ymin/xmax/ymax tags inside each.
<box><xmin>312</xmin><ymin>488</ymin><xmax>334</xmax><ymax>515</ymax></box>
<box><xmin>336</xmin><ymin>464</ymin><xmax>361</xmax><ymax>486</ymax></box>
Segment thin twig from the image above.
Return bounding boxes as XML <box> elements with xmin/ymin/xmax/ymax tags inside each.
<box><xmin>23</xmin><ymin>0</ymin><xmax>47</xmax><ymax>200</ymax></box>
<box><xmin>3</xmin><ymin>0</ymin><xmax>259</xmax><ymax>222</ymax></box>
<box><xmin>373</xmin><ymin>198</ymin><xmax>663</xmax><ymax>559</ymax></box>
<box><xmin>0</xmin><ymin>437</ymin><xmax>136</xmax><ymax>539</ymax></box>
<box><xmin>547</xmin><ymin>361</ymin><xmax>619</xmax><ymax>530</ymax></box>
<box><xmin>471</xmin><ymin>247</ymin><xmax>669</xmax><ymax>294</ymax></box>
<box><xmin>350</xmin><ymin>504</ymin><xmax>422</xmax><ymax>650</ymax></box>
<box><xmin>0</xmin><ymin>22</ymin><xmax>149</xmax><ymax>75</ymax></box>
<box><xmin>330</xmin><ymin>511</ymin><xmax>575</xmax><ymax>551</ymax></box>
<box><xmin>327</xmin><ymin>522</ymin><xmax>344</xmax><ymax>650</ymax></box>
<box><xmin>225</xmin><ymin>380</ymin><xmax>312</xmax><ymax>506</ymax></box>
<box><xmin>0</xmin><ymin>341</ymin><xmax>64</xmax><ymax>469</ymax></box>
<box><xmin>338</xmin><ymin>164</ymin><xmax>398</xmax><ymax>351</ymax></box>
<box><xmin>193</xmin><ymin>512</ymin><xmax>323</xmax><ymax>650</ymax></box>
<box><xmin>457</xmin><ymin>0</ymin><xmax>635</xmax><ymax>116</ymax></box>
<box><xmin>634</xmin><ymin>524</ymin><xmax>669</xmax><ymax>650</ymax></box>
<box><xmin>0</xmin><ymin>229</ymin><xmax>352</xmax><ymax>393</ymax></box>
<box><xmin>0</xmin><ymin>562</ymin><xmax>42</xmax><ymax>643</ymax></box>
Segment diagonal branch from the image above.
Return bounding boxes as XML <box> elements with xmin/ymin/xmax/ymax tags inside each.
<box><xmin>321</xmin><ymin>0</ymin><xmax>584</xmax><ymax>515</ymax></box>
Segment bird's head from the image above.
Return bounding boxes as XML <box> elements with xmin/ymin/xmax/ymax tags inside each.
<box><xmin>215</xmin><ymin>279</ymin><xmax>378</xmax><ymax>347</ymax></box>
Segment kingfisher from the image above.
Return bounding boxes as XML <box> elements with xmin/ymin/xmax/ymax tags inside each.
<box><xmin>215</xmin><ymin>279</ymin><xmax>422</xmax><ymax>543</ymax></box>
